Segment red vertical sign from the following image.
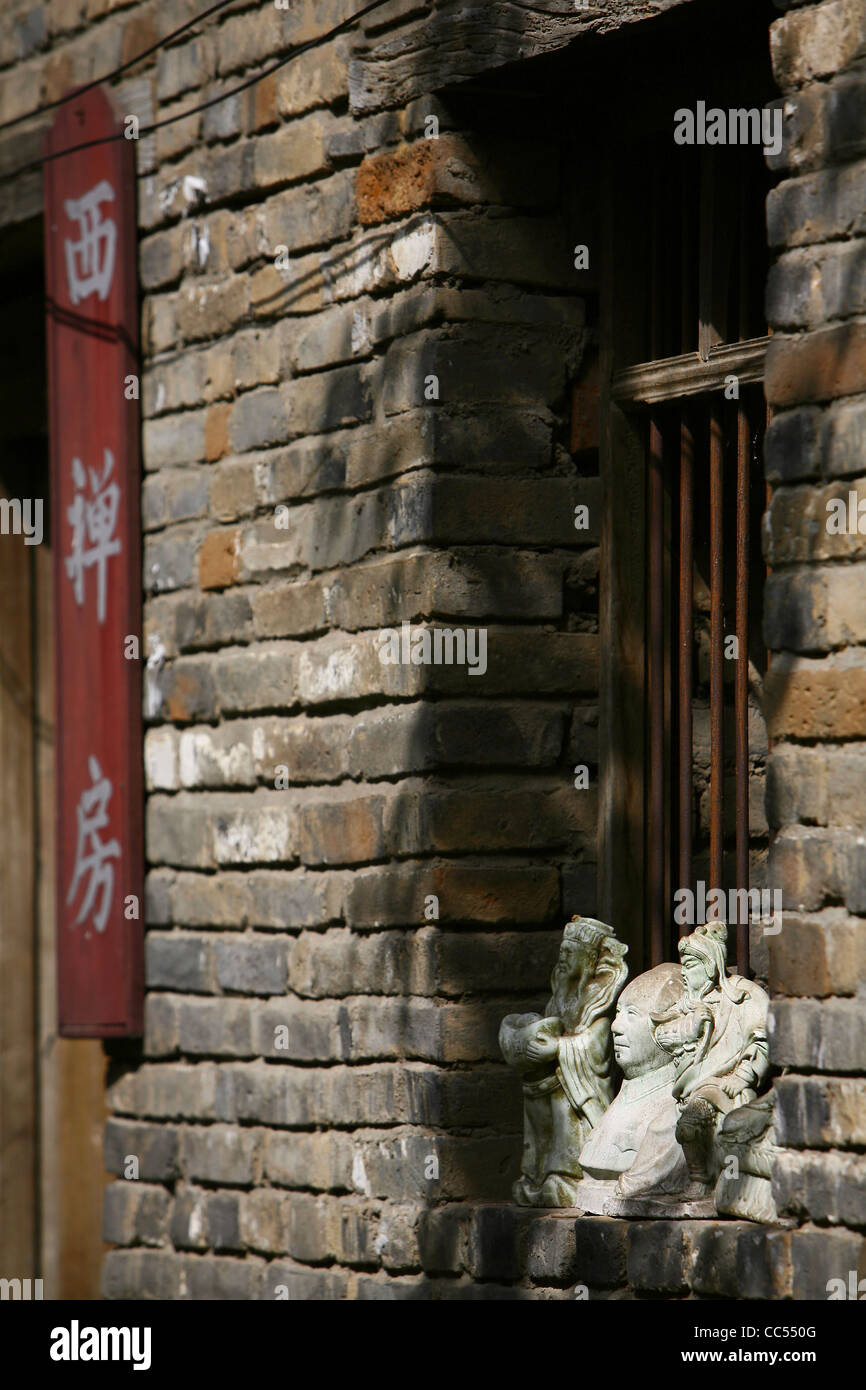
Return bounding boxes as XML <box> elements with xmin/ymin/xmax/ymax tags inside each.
<box><xmin>44</xmin><ymin>86</ymin><xmax>143</xmax><ymax>1036</ymax></box>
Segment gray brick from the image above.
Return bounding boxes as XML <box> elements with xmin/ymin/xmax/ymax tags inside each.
<box><xmin>103</xmin><ymin>1182</ymin><xmax>171</xmax><ymax>1248</ymax></box>
<box><xmin>104</xmin><ymin>1120</ymin><xmax>180</xmax><ymax>1182</ymax></box>
<box><xmin>790</xmin><ymin>1228</ymin><xmax>866</xmax><ymax>1299</ymax></box>
<box><xmin>822</xmin><ymin>397</ymin><xmax>866</xmax><ymax>477</ymax></box>
<box><xmin>770</xmin><ymin>998</ymin><xmax>866</xmax><ymax>1071</ymax></box>
<box><xmin>102</xmin><ymin>1249</ymin><xmax>181</xmax><ymax>1300</ymax></box>
<box><xmin>180</xmin><ymin>1124</ymin><xmax>260</xmax><ymax>1185</ymax></box>
<box><xmin>207</xmin><ymin>1192</ymin><xmax>242</xmax><ymax>1251</ymax></box>
<box><xmin>214</xmin><ymin>936</ymin><xmax>289</xmax><ymax>994</ymax></box>
<box><xmin>526</xmin><ymin>1216</ymin><xmax>579</xmax><ymax>1286</ymax></box>
<box><xmin>262</xmin><ymin>1263</ymin><xmax>348</xmax><ymax>1300</ymax></box>
<box><xmin>284</xmin><ymin>364</ymin><xmax>372</xmax><ymax>436</ymax></box>
<box><xmin>775</xmin><ymin>1075</ymin><xmax>866</xmax><ymax>1148</ymax></box>
<box><xmin>182</xmin><ymin>1254</ymin><xmax>264</xmax><ymax>1300</ymax></box>
<box><xmin>213</xmin><ymin>644</ymin><xmax>297</xmax><ymax>714</ymax></box>
<box><xmin>142</xmin><ymin>412</ymin><xmax>207</xmax><ymax>470</ymax></box>
<box><xmin>170</xmin><ymin>1187</ymin><xmax>209</xmax><ymax>1251</ymax></box>
<box><xmin>177</xmin><ymin>997</ymin><xmax>257</xmax><ymax>1056</ymax></box>
<box><xmin>262</xmin><ymin>169</ymin><xmax>355</xmax><ymax>253</ymax></box>
<box><xmin>230</xmin><ymin>388</ymin><xmax>289</xmax><ymax>452</ymax></box>
<box><xmin>146</xmin><ymin>933</ymin><xmax>212</xmax><ymax>993</ymax></box>
<box><xmin>626</xmin><ymin>1221</ymin><xmax>693</xmax><ymax>1294</ymax></box>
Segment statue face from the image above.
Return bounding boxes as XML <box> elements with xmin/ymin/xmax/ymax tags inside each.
<box><xmin>551</xmin><ymin>936</ymin><xmax>589</xmax><ymax>995</ymax></box>
<box><xmin>611</xmin><ymin>999</ymin><xmax>666</xmax><ymax>1079</ymax></box>
<box><xmin>681</xmin><ymin>954</ymin><xmax>712</xmax><ymax>995</ymax></box>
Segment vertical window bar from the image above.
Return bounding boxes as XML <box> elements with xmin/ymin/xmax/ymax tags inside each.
<box><xmin>648</xmin><ymin>416</ymin><xmax>665</xmax><ymax>964</ymax></box>
<box><xmin>735</xmin><ymin>167</ymin><xmax>751</xmax><ymax>974</ymax></box>
<box><xmin>709</xmin><ymin>406</ymin><xmax>724</xmax><ymax>905</ymax></box>
<box><xmin>647</xmin><ymin>167</ymin><xmax>664</xmax><ymax>966</ymax></box>
<box><xmin>735</xmin><ymin>397</ymin><xmax>750</xmax><ymax>972</ymax></box>
<box><xmin>678</xmin><ymin>411</ymin><xmax>694</xmax><ymax>931</ymax></box>
<box><xmin>677</xmin><ymin>158</ymin><xmax>694</xmax><ymax>939</ymax></box>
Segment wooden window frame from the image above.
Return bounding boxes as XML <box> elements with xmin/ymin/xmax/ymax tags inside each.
<box><xmin>598</xmin><ymin>144</ymin><xmax>769</xmax><ymax>977</ymax></box>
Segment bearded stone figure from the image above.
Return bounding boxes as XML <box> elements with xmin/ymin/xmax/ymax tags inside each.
<box><xmin>499</xmin><ymin>917</ymin><xmax>628</xmax><ymax>1207</ymax></box>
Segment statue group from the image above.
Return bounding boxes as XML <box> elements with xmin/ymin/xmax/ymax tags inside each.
<box><xmin>500</xmin><ymin>916</ymin><xmax>781</xmax><ymax>1223</ymax></box>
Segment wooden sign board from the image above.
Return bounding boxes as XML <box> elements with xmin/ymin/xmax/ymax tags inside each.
<box><xmin>43</xmin><ymin>86</ymin><xmax>143</xmax><ymax>1036</ymax></box>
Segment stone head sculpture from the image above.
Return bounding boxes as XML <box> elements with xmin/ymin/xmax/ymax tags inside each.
<box><xmin>575</xmin><ymin>961</ymin><xmax>689</xmax><ymax>1213</ymax></box>
<box><xmin>611</xmin><ymin>962</ymin><xmax>684</xmax><ymax>1079</ymax></box>
<box><xmin>676</xmin><ymin>919</ymin><xmax>733</xmax><ymax>999</ymax></box>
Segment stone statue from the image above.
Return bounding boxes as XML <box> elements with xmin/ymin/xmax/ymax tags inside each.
<box><xmin>605</xmin><ymin>921</ymin><xmax>772</xmax><ymax>1217</ymax></box>
<box><xmin>499</xmin><ymin>916</ymin><xmax>628</xmax><ymax>1206</ymax></box>
<box><xmin>574</xmin><ymin>962</ymin><xmax>688</xmax><ymax>1213</ymax></box>
<box><xmin>713</xmin><ymin>1094</ymin><xmax>790</xmax><ymax>1226</ymax></box>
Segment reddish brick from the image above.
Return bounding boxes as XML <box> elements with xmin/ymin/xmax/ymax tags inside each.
<box><xmin>205</xmin><ymin>403</ymin><xmax>232</xmax><ymax>462</ymax></box>
<box><xmin>199</xmin><ymin>529</ymin><xmax>240</xmax><ymax>590</ymax></box>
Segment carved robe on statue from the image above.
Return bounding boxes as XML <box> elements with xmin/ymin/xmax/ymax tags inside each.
<box><xmin>500</xmin><ymin>917</ymin><xmax>628</xmax><ymax>1207</ymax></box>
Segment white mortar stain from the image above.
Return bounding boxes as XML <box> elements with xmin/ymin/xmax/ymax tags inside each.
<box><xmin>389</xmin><ymin>221</ymin><xmax>436</xmax><ymax>280</ymax></box>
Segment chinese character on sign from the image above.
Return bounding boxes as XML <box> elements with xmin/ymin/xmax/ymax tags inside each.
<box><xmin>65</xmin><ymin>448</ymin><xmax>122</xmax><ymax>624</ymax></box>
<box><xmin>66</xmin><ymin>755</ymin><xmax>121</xmax><ymax>934</ymax></box>
<box><xmin>64</xmin><ymin>179</ymin><xmax>117</xmax><ymax>304</ymax></box>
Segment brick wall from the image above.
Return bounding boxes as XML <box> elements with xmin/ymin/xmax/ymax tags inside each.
<box><xmin>763</xmin><ymin>0</ymin><xmax>866</xmax><ymax>1252</ymax></box>
<box><xmin>1</xmin><ymin>0</ymin><xmax>864</xmax><ymax>1300</ymax></box>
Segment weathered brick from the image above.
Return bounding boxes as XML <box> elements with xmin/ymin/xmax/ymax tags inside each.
<box><xmin>103</xmin><ymin>1182</ymin><xmax>171</xmax><ymax>1248</ymax></box>
<box><xmin>142</xmin><ymin>412</ymin><xmax>207</xmax><ymax>470</ymax></box>
<box><xmin>214</xmin><ymin>936</ymin><xmax>289</xmax><ymax>994</ymax></box>
<box><xmin>626</xmin><ymin>1221</ymin><xmax>695</xmax><ymax>1294</ymax></box>
<box><xmin>230</xmin><ymin>387</ymin><xmax>290</xmax><ymax>453</ymax></box>
<box><xmin>764</xmin><ymin>565</ymin><xmax>866</xmax><ymax>650</ymax></box>
<box><xmin>765</xmin><ymin>651</ymin><xmax>866</xmax><ymax>739</ymax></box>
<box><xmin>108</xmin><ymin>1063</ymin><xmax>220</xmax><ymax>1124</ymax></box>
<box><xmin>790</xmin><ymin>1227</ymin><xmax>866</xmax><ymax>1299</ymax></box>
<box><xmin>262</xmin><ymin>169</ymin><xmax>356</xmax><ymax>253</ymax></box>
<box><xmin>214</xmin><ymin>643</ymin><xmax>298</xmax><ymax>714</ymax></box>
<box><xmin>261</xmin><ymin>1263</ymin><xmax>349</xmax><ymax>1299</ymax></box>
<box><xmin>774</xmin><ymin>1149</ymin><xmax>866</xmax><ymax>1226</ymax></box>
<box><xmin>180</xmin><ymin>1124</ymin><xmax>260</xmax><ymax>1185</ymax></box>
<box><xmin>766</xmin><ymin>239</ymin><xmax>866</xmax><ymax>329</ymax></box>
<box><xmin>146</xmin><ymin>932</ymin><xmax>212</xmax><ymax>993</ymax></box>
<box><xmin>775</xmin><ymin>1075</ymin><xmax>866</xmax><ymax>1148</ymax></box>
<box><xmin>182</xmin><ymin>1254</ymin><xmax>263</xmax><ymax>1300</ymax></box>
<box><xmin>199</xmin><ymin>527</ymin><xmax>241</xmax><ymax>590</ymax></box>
<box><xmin>768</xmin><ymin>908</ymin><xmax>866</xmax><ymax>996</ymax></box>
<box><xmin>768</xmin><ymin>157</ymin><xmax>866</xmax><ymax>249</ymax></box>
<box><xmin>102</xmin><ymin>1249</ymin><xmax>181</xmax><ymax>1300</ymax></box>
<box><xmin>356</xmin><ymin>135</ymin><xmax>556</xmax><ymax>225</ymax></box>
<box><xmin>764</xmin><ymin>476</ymin><xmax>866</xmax><ymax>565</ymax></box>
<box><xmin>146</xmin><ymin>792</ymin><xmax>296</xmax><ymax>870</ymax></box>
<box><xmin>735</xmin><ymin>1228</ymin><xmax>793</xmax><ymax>1301</ymax></box>
<box><xmin>177</xmin><ymin>997</ymin><xmax>257</xmax><ymax>1057</ymax></box>
<box><xmin>345</xmin><ymin>861</ymin><xmax>560</xmax><ymax>928</ymax></box>
<box><xmin>176</xmin><ymin>277</ymin><xmax>250</xmax><ymax>343</ymax></box>
<box><xmin>771</xmin><ymin>0</ymin><xmax>866</xmax><ymax>88</ymax></box>
<box><xmin>104</xmin><ymin>1119</ymin><xmax>180</xmax><ymax>1181</ymax></box>
<box><xmin>766</xmin><ymin>321</ymin><xmax>866</xmax><ymax>406</ymax></box>
<box><xmin>822</xmin><ymin>397</ymin><xmax>866</xmax><ymax>477</ymax></box>
<box><xmin>770</xmin><ymin>997</ymin><xmax>866</xmax><ymax>1071</ymax></box>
